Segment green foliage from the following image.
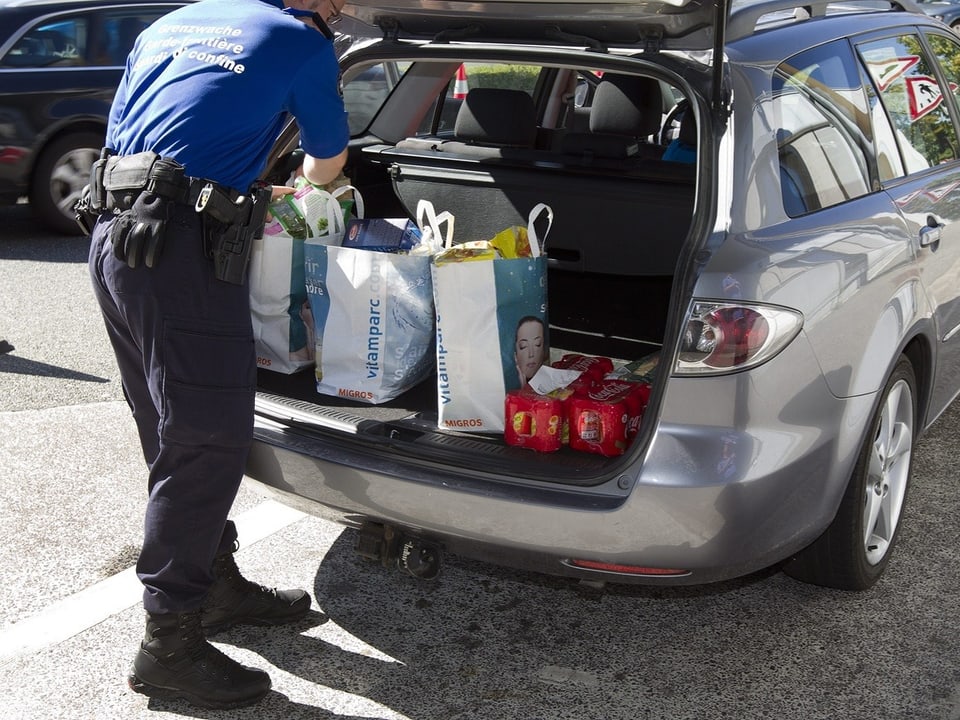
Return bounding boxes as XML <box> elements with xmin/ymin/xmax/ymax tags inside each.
<box><xmin>462</xmin><ymin>64</ymin><xmax>540</xmax><ymax>93</ymax></box>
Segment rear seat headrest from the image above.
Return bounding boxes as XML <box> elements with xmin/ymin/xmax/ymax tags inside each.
<box><xmin>454</xmin><ymin>88</ymin><xmax>537</xmax><ymax>147</ymax></box>
<box><xmin>589</xmin><ymin>75</ymin><xmax>663</xmax><ymax>138</ymax></box>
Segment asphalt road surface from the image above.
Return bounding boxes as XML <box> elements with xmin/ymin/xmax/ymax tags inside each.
<box><xmin>1</xmin><ymin>202</ymin><xmax>959</xmax><ymax>720</ymax></box>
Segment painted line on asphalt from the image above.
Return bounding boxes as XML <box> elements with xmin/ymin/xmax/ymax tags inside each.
<box><xmin>0</xmin><ymin>499</ymin><xmax>307</xmax><ymax>664</ymax></box>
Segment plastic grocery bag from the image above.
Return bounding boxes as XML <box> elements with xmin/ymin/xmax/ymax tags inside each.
<box><xmin>303</xmin><ymin>200</ymin><xmax>452</xmax><ymax>403</ymax></box>
<box><xmin>431</xmin><ymin>203</ymin><xmax>552</xmax><ymax>433</ymax></box>
<box><xmin>249</xmin><ymin>184</ymin><xmax>358</xmax><ymax>373</ymax></box>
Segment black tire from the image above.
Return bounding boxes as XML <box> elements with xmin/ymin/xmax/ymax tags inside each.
<box><xmin>784</xmin><ymin>356</ymin><xmax>917</xmax><ymax>590</ymax></box>
<box><xmin>29</xmin><ymin>131</ymin><xmax>103</xmax><ymax>236</ymax></box>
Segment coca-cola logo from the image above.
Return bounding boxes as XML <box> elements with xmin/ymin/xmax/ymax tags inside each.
<box><xmin>588</xmin><ymin>382</ymin><xmax>631</xmax><ymax>402</ymax></box>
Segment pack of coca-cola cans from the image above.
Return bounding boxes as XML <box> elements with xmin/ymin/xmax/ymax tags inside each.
<box><xmin>504</xmin><ymin>353</ymin><xmax>656</xmax><ymax>455</ymax></box>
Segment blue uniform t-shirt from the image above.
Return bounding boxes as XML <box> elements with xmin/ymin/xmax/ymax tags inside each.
<box><xmin>107</xmin><ymin>0</ymin><xmax>349</xmax><ymax>193</ymax></box>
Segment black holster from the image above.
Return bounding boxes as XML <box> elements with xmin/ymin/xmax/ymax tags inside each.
<box><xmin>198</xmin><ymin>183</ymin><xmax>271</xmax><ymax>285</ymax></box>
<box><xmin>74</xmin><ymin>147</ymin><xmax>114</xmax><ymax>235</ymax></box>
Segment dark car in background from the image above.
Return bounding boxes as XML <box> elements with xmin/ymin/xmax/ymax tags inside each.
<box><xmin>0</xmin><ymin>0</ymin><xmax>189</xmax><ymax>235</ymax></box>
<box><xmin>916</xmin><ymin>0</ymin><xmax>960</xmax><ymax>29</ymax></box>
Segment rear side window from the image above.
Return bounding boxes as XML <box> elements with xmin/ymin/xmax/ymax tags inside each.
<box><xmin>926</xmin><ymin>33</ymin><xmax>960</xmax><ymax>130</ymax></box>
<box><xmin>92</xmin><ymin>13</ymin><xmax>157</xmax><ymax>67</ymax></box>
<box><xmin>418</xmin><ymin>62</ymin><xmax>541</xmax><ymax>135</ymax></box>
<box><xmin>1</xmin><ymin>16</ymin><xmax>88</xmax><ymax>67</ymax></box>
<box><xmin>774</xmin><ymin>41</ymin><xmax>873</xmax><ymax>217</ymax></box>
<box><xmin>857</xmin><ymin>35</ymin><xmax>960</xmax><ymax>174</ymax></box>
<box><xmin>342</xmin><ymin>61</ymin><xmax>410</xmax><ymax>135</ymax></box>
<box><xmin>0</xmin><ymin>9</ymin><xmax>174</xmax><ymax>69</ymax></box>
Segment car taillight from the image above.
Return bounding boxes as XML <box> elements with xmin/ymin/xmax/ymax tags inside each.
<box><xmin>675</xmin><ymin>301</ymin><xmax>803</xmax><ymax>375</ymax></box>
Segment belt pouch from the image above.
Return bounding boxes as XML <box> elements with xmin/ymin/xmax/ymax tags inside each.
<box><xmin>103</xmin><ymin>152</ymin><xmax>159</xmax><ymax>211</ymax></box>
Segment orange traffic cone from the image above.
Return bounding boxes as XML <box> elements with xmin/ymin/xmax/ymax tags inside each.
<box><xmin>453</xmin><ymin>64</ymin><xmax>469</xmax><ymax>99</ymax></box>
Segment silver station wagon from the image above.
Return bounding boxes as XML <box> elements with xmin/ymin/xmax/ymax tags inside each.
<box><xmin>246</xmin><ymin>0</ymin><xmax>960</xmax><ymax>591</ymax></box>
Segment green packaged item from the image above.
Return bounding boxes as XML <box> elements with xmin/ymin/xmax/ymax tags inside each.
<box><xmin>269</xmin><ymin>195</ymin><xmax>312</xmax><ymax>240</ymax></box>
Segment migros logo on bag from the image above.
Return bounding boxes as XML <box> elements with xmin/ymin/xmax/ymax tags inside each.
<box><xmin>443</xmin><ymin>417</ymin><xmax>485</xmax><ymax>429</ymax></box>
<box><xmin>338</xmin><ymin>388</ymin><xmax>375</xmax><ymax>401</ymax></box>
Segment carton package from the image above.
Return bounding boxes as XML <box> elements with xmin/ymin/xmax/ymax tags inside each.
<box><xmin>504</xmin><ymin>387</ymin><xmax>572</xmax><ymax>452</ymax></box>
<box><xmin>343</xmin><ymin>218</ymin><xmax>422</xmax><ymax>253</ymax></box>
<box><xmin>552</xmin><ymin>353</ymin><xmax>614</xmax><ymax>394</ymax></box>
<box><xmin>567</xmin><ymin>379</ymin><xmax>651</xmax><ymax>457</ymax></box>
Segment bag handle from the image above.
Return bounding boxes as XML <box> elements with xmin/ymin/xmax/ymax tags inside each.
<box><xmin>417</xmin><ymin>199</ymin><xmax>455</xmax><ymax>252</ymax></box>
<box><xmin>527</xmin><ymin>203</ymin><xmax>553</xmax><ymax>259</ymax></box>
<box><xmin>300</xmin><ymin>188</ymin><xmax>345</xmax><ymax>244</ymax></box>
<box><xmin>332</xmin><ymin>184</ymin><xmax>365</xmax><ymax>219</ymax></box>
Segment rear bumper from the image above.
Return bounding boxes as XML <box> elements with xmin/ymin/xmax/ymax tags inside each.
<box><xmin>246</xmin><ymin>414</ymin><xmax>872</xmax><ymax>586</ymax></box>
<box><xmin>245</xmin><ymin>333</ymin><xmax>876</xmax><ymax>585</ymax></box>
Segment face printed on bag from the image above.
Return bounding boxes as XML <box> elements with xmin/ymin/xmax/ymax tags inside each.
<box><xmin>515</xmin><ymin>316</ymin><xmax>545</xmax><ymax>382</ymax></box>
<box><xmin>300</xmin><ymin>301</ymin><xmax>316</xmax><ymax>361</ymax></box>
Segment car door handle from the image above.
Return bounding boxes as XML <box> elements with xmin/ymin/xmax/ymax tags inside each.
<box><xmin>920</xmin><ymin>215</ymin><xmax>943</xmax><ymax>247</ymax></box>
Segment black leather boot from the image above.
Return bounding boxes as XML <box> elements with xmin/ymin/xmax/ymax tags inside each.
<box><xmin>201</xmin><ymin>545</ymin><xmax>311</xmax><ymax>636</ymax></box>
<box><xmin>128</xmin><ymin>610</ymin><xmax>271</xmax><ymax>709</ymax></box>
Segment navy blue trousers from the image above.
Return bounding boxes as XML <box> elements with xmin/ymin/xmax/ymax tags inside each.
<box><xmin>89</xmin><ymin>203</ymin><xmax>256</xmax><ymax>614</ymax></box>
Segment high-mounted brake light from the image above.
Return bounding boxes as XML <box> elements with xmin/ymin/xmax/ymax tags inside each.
<box><xmin>675</xmin><ymin>301</ymin><xmax>803</xmax><ymax>376</ymax></box>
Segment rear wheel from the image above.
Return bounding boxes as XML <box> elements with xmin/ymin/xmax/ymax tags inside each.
<box><xmin>784</xmin><ymin>356</ymin><xmax>916</xmax><ymax>590</ymax></box>
<box><xmin>29</xmin><ymin>131</ymin><xmax>102</xmax><ymax>236</ymax></box>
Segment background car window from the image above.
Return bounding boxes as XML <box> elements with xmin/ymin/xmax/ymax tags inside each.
<box><xmin>0</xmin><ymin>11</ymin><xmax>170</xmax><ymax>70</ymax></box>
<box><xmin>342</xmin><ymin>61</ymin><xmax>410</xmax><ymax>136</ymax></box>
<box><xmin>774</xmin><ymin>42</ymin><xmax>873</xmax><ymax>216</ymax></box>
<box><xmin>858</xmin><ymin>35</ymin><xmax>960</xmax><ymax>174</ymax></box>
<box><xmin>1</xmin><ymin>17</ymin><xmax>87</xmax><ymax>68</ymax></box>
<box><xmin>93</xmin><ymin>14</ymin><xmax>155</xmax><ymax>67</ymax></box>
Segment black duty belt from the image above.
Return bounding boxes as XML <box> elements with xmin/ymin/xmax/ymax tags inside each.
<box><xmin>92</xmin><ymin>149</ymin><xmax>241</xmax><ymax>224</ymax></box>
<box><xmin>76</xmin><ymin>149</ymin><xmax>271</xmax><ymax>283</ymax></box>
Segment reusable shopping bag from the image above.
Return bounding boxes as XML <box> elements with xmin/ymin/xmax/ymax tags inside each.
<box><xmin>249</xmin><ymin>184</ymin><xmax>358</xmax><ymax>373</ymax></box>
<box><xmin>431</xmin><ymin>203</ymin><xmax>552</xmax><ymax>433</ymax></box>
<box><xmin>303</xmin><ymin>200</ymin><xmax>452</xmax><ymax>404</ymax></box>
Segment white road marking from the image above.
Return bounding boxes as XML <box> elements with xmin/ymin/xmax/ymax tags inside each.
<box><xmin>0</xmin><ymin>499</ymin><xmax>306</xmax><ymax>664</ymax></box>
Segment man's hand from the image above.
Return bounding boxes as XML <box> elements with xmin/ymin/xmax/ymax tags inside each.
<box><xmin>271</xmin><ymin>185</ymin><xmax>297</xmax><ymax>201</ymax></box>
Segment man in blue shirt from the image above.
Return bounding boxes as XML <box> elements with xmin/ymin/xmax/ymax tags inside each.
<box><xmin>87</xmin><ymin>0</ymin><xmax>349</xmax><ymax>709</ymax></box>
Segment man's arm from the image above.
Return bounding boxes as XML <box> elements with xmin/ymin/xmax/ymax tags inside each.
<box><xmin>303</xmin><ymin>148</ymin><xmax>348</xmax><ymax>186</ymax></box>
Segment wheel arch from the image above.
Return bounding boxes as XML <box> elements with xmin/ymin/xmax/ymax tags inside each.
<box><xmin>27</xmin><ymin>118</ymin><xmax>107</xmax><ymax>189</ymax></box>
<box><xmin>901</xmin><ymin>331</ymin><xmax>933</xmax><ymax>435</ymax></box>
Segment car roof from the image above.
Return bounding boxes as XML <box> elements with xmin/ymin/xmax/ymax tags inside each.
<box><xmin>0</xmin><ymin>0</ymin><xmax>183</xmax><ymax>7</ymax></box>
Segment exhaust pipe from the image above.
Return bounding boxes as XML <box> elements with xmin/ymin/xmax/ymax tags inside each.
<box><xmin>356</xmin><ymin>522</ymin><xmax>442</xmax><ymax>580</ymax></box>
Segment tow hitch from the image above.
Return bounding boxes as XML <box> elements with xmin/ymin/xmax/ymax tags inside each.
<box><xmin>355</xmin><ymin>521</ymin><xmax>442</xmax><ymax>580</ymax></box>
